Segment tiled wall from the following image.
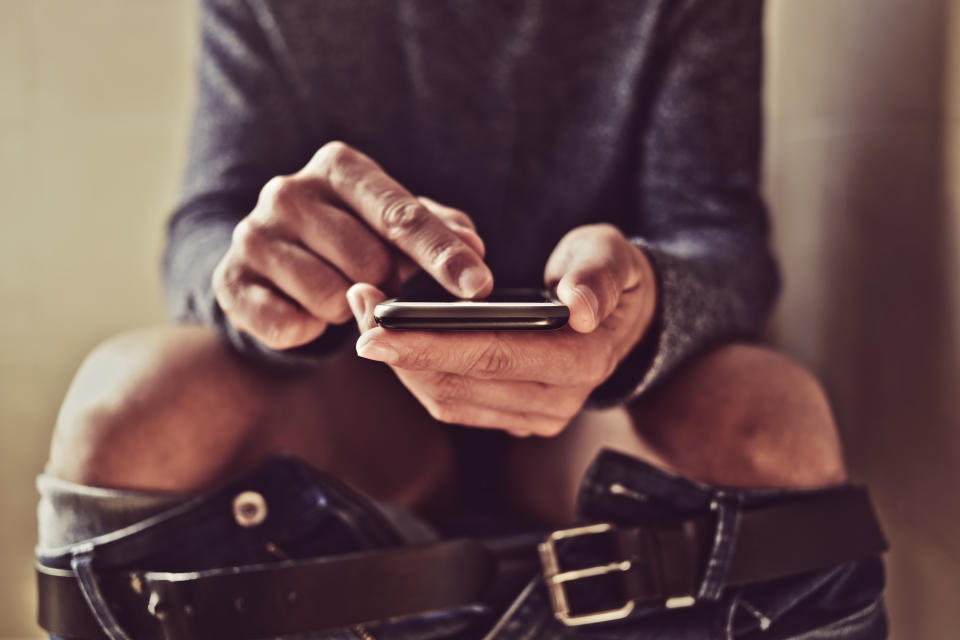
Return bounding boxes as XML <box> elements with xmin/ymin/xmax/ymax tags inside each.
<box><xmin>0</xmin><ymin>0</ymin><xmax>957</xmax><ymax>637</ymax></box>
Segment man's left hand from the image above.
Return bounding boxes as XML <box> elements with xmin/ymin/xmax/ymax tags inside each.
<box><xmin>346</xmin><ymin>223</ymin><xmax>657</xmax><ymax>437</ymax></box>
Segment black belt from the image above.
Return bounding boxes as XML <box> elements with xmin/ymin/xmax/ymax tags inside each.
<box><xmin>37</xmin><ymin>486</ymin><xmax>886</xmax><ymax>639</ymax></box>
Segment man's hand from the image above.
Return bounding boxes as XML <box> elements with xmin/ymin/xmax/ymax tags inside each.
<box><xmin>212</xmin><ymin>141</ymin><xmax>493</xmax><ymax>350</ymax></box>
<box><xmin>347</xmin><ymin>223</ymin><xmax>658</xmax><ymax>437</ymax></box>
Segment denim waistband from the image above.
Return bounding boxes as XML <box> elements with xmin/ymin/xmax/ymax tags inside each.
<box><xmin>38</xmin><ymin>450</ymin><xmax>887</xmax><ymax>640</ymax></box>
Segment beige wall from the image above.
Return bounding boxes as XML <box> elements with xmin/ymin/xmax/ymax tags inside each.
<box><xmin>0</xmin><ymin>0</ymin><xmax>957</xmax><ymax>637</ymax></box>
<box><xmin>0</xmin><ymin>2</ymin><xmax>197</xmax><ymax>637</ymax></box>
<box><xmin>766</xmin><ymin>1</ymin><xmax>960</xmax><ymax>638</ymax></box>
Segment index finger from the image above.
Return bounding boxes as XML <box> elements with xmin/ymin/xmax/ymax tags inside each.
<box><xmin>304</xmin><ymin>142</ymin><xmax>493</xmax><ymax>298</ymax></box>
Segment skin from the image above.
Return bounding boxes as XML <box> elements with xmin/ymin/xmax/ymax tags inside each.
<box><xmin>213</xmin><ymin>141</ymin><xmax>493</xmax><ymax>351</ymax></box>
<box><xmin>345</xmin><ymin>223</ymin><xmax>657</xmax><ymax>438</ymax></box>
<box><xmin>214</xmin><ymin>140</ymin><xmax>658</xmax><ymax>438</ymax></box>
<box><xmin>46</xmin><ymin>141</ymin><xmax>847</xmax><ymax>525</ymax></box>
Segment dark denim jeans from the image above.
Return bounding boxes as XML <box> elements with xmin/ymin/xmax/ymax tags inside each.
<box><xmin>38</xmin><ymin>450</ymin><xmax>887</xmax><ymax>639</ymax></box>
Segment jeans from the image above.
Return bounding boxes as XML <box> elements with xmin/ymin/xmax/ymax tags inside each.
<box><xmin>37</xmin><ymin>450</ymin><xmax>887</xmax><ymax>639</ymax></box>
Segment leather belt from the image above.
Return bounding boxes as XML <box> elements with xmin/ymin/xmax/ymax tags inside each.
<box><xmin>37</xmin><ymin>486</ymin><xmax>886</xmax><ymax>639</ymax></box>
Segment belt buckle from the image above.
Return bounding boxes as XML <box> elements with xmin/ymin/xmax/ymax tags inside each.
<box><xmin>538</xmin><ymin>523</ymin><xmax>635</xmax><ymax>626</ymax></box>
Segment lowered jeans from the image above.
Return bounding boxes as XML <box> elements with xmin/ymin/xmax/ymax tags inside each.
<box><xmin>37</xmin><ymin>449</ymin><xmax>887</xmax><ymax>639</ymax></box>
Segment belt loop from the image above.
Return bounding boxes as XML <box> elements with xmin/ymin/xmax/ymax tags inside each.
<box><xmin>696</xmin><ymin>492</ymin><xmax>741</xmax><ymax>601</ymax></box>
<box><xmin>70</xmin><ymin>545</ymin><xmax>136</xmax><ymax>640</ymax></box>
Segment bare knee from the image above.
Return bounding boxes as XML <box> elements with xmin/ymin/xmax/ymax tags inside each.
<box><xmin>47</xmin><ymin>325</ymin><xmax>270</xmax><ymax>491</ymax></box>
<box><xmin>631</xmin><ymin>344</ymin><xmax>847</xmax><ymax>488</ymax></box>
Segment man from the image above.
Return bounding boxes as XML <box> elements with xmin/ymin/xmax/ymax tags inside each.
<box><xmin>38</xmin><ymin>1</ymin><xmax>886</xmax><ymax>638</ymax></box>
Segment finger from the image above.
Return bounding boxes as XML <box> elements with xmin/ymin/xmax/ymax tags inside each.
<box><xmin>424</xmin><ymin>402</ymin><xmax>566</xmax><ymax>436</ymax></box>
<box><xmin>420</xmin><ymin>372</ymin><xmax>587</xmax><ymax>420</ymax></box>
<box><xmin>395</xmin><ymin>217</ymin><xmax>485</xmax><ymax>286</ymax></box>
<box><xmin>417</xmin><ymin>196</ymin><xmax>477</xmax><ymax>231</ymax></box>
<box><xmin>346</xmin><ymin>282</ymin><xmax>387</xmax><ymax>332</ymax></box>
<box><xmin>544</xmin><ymin>225</ymin><xmax>645</xmax><ymax>332</ymax></box>
<box><xmin>241</xmin><ymin>237</ymin><xmax>354</xmax><ymax>324</ymax></box>
<box><xmin>355</xmin><ymin>328</ymin><xmax>614</xmax><ymax>386</ymax></box>
<box><xmin>393</xmin><ymin>369</ymin><xmax>569</xmax><ymax>436</ymax></box>
<box><xmin>273</xmin><ymin>201</ymin><xmax>397</xmax><ymax>287</ymax></box>
<box><xmin>304</xmin><ymin>142</ymin><xmax>493</xmax><ymax>298</ymax></box>
<box><xmin>418</xmin><ymin>197</ymin><xmax>485</xmax><ymax>257</ymax></box>
<box><xmin>215</xmin><ymin>273</ymin><xmax>328</xmax><ymax>350</ymax></box>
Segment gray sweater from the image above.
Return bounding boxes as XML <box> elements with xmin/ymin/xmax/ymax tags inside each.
<box><xmin>163</xmin><ymin>0</ymin><xmax>779</xmax><ymax>404</ymax></box>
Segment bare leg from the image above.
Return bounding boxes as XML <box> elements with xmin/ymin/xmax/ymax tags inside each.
<box><xmin>502</xmin><ymin>344</ymin><xmax>847</xmax><ymax>525</ymax></box>
<box><xmin>45</xmin><ymin>325</ymin><xmax>456</xmax><ymax>510</ymax></box>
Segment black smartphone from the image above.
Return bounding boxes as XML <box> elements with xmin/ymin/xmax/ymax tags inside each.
<box><xmin>373</xmin><ymin>289</ymin><xmax>569</xmax><ymax>330</ymax></box>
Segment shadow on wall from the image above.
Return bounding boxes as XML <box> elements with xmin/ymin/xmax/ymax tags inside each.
<box><xmin>766</xmin><ymin>0</ymin><xmax>960</xmax><ymax>637</ymax></box>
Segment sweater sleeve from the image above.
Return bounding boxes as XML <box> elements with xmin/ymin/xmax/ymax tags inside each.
<box><xmin>590</xmin><ymin>0</ymin><xmax>780</xmax><ymax>406</ymax></box>
<box><xmin>162</xmin><ymin>0</ymin><xmax>351</xmax><ymax>366</ymax></box>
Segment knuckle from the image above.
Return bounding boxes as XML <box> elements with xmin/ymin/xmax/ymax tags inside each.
<box><xmin>426</xmin><ymin>399</ymin><xmax>459</xmax><ymax>425</ymax></box>
<box><xmin>428</xmin><ymin>238</ymin><xmax>471</xmax><ymax>280</ymax></box>
<box><xmin>432</xmin><ymin>374</ymin><xmax>471</xmax><ymax>404</ymax></box>
<box><xmin>259</xmin><ymin>175</ymin><xmax>300</xmax><ymax>211</ymax></box>
<box><xmin>260</xmin><ymin>331</ymin><xmax>291</xmax><ymax>351</ymax></box>
<box><xmin>469</xmin><ymin>339</ymin><xmax>513</xmax><ymax>378</ymax></box>
<box><xmin>380</xmin><ymin>198</ymin><xmax>428</xmax><ymax>240</ymax></box>
<box><xmin>313</xmin><ymin>140</ymin><xmax>349</xmax><ymax>165</ymax></box>
<box><xmin>230</xmin><ymin>219</ymin><xmax>265</xmax><ymax>257</ymax></box>
<box><xmin>406</xmin><ymin>347</ymin><xmax>436</xmax><ymax>371</ymax></box>
<box><xmin>212</xmin><ymin>259</ymin><xmax>244</xmax><ymax>303</ymax></box>
<box><xmin>313</xmin><ymin>141</ymin><xmax>358</xmax><ymax>183</ymax></box>
<box><xmin>449</xmin><ymin>210</ymin><xmax>474</xmax><ymax>229</ymax></box>
<box><xmin>257</xmin><ymin>317</ymin><xmax>300</xmax><ymax>351</ymax></box>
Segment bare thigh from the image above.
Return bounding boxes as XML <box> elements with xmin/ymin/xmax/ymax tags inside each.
<box><xmin>46</xmin><ymin>325</ymin><xmax>456</xmax><ymax>511</ymax></box>
<box><xmin>502</xmin><ymin>343</ymin><xmax>847</xmax><ymax>525</ymax></box>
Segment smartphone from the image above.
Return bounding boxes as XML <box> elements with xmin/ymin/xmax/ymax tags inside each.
<box><xmin>373</xmin><ymin>289</ymin><xmax>569</xmax><ymax>330</ymax></box>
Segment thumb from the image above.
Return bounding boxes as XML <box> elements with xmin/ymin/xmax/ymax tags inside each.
<box><xmin>346</xmin><ymin>283</ymin><xmax>388</xmax><ymax>332</ymax></box>
<box><xmin>545</xmin><ymin>226</ymin><xmax>645</xmax><ymax>333</ymax></box>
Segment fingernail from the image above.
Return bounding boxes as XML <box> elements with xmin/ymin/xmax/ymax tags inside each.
<box><xmin>356</xmin><ymin>337</ymin><xmax>399</xmax><ymax>363</ymax></box>
<box><xmin>574</xmin><ymin>285</ymin><xmax>599</xmax><ymax>325</ymax></box>
<box><xmin>458</xmin><ymin>265</ymin><xmax>492</xmax><ymax>298</ymax></box>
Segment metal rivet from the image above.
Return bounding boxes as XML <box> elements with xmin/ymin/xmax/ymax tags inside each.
<box><xmin>184</xmin><ymin>604</ymin><xmax>196</xmax><ymax>617</ymax></box>
<box><xmin>287</xmin><ymin>591</ymin><xmax>299</xmax><ymax>605</ymax></box>
<box><xmin>232</xmin><ymin>491</ymin><xmax>268</xmax><ymax>528</ymax></box>
<box><xmin>265</xmin><ymin>541</ymin><xmax>290</xmax><ymax>560</ymax></box>
<box><xmin>147</xmin><ymin>592</ymin><xmax>167</xmax><ymax>619</ymax></box>
<box><xmin>609</xmin><ymin>482</ymin><xmax>649</xmax><ymax>503</ymax></box>
<box><xmin>234</xmin><ymin>597</ymin><xmax>245</xmax><ymax>612</ymax></box>
<box><xmin>740</xmin><ymin>599</ymin><xmax>772</xmax><ymax>631</ymax></box>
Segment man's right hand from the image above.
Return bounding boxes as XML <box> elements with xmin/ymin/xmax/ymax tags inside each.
<box><xmin>212</xmin><ymin>141</ymin><xmax>493</xmax><ymax>350</ymax></box>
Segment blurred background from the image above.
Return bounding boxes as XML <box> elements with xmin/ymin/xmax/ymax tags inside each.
<box><xmin>1</xmin><ymin>0</ymin><xmax>957</xmax><ymax>637</ymax></box>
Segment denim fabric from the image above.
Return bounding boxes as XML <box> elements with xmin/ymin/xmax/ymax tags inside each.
<box><xmin>38</xmin><ymin>451</ymin><xmax>886</xmax><ymax>640</ymax></box>
<box><xmin>482</xmin><ymin>450</ymin><xmax>887</xmax><ymax>639</ymax></box>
